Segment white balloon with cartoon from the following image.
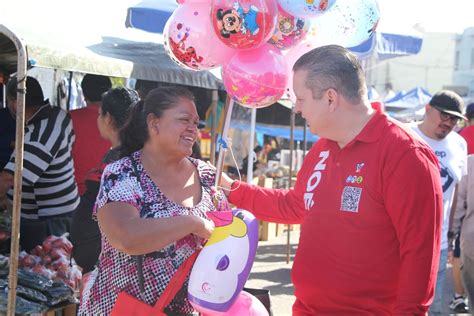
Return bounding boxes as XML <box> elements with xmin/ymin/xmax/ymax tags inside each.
<box><xmin>188</xmin><ymin>209</ymin><xmax>259</xmax><ymax>313</ymax></box>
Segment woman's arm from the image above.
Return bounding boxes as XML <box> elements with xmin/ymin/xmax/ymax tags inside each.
<box><xmin>97</xmin><ymin>202</ymin><xmax>214</xmax><ymax>255</ymax></box>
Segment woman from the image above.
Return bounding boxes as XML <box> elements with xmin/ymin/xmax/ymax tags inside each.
<box><xmin>71</xmin><ymin>87</ymin><xmax>139</xmax><ymax>274</ymax></box>
<box><xmin>78</xmin><ymin>87</ymin><xmax>216</xmax><ymax>315</ymax></box>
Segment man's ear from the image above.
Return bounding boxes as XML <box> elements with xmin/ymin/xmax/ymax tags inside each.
<box><xmin>327</xmin><ymin>88</ymin><xmax>338</xmax><ymax>112</ymax></box>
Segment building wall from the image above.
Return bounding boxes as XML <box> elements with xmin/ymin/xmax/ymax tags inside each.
<box><xmin>365</xmin><ymin>32</ymin><xmax>457</xmax><ymax>97</ymax></box>
<box><xmin>453</xmin><ymin>27</ymin><xmax>474</xmax><ymax>100</ymax></box>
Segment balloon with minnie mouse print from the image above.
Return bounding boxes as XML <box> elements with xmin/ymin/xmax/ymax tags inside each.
<box><xmin>211</xmin><ymin>0</ymin><xmax>278</xmax><ymax>50</ymax></box>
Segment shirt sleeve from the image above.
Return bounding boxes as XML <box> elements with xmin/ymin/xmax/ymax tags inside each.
<box><xmin>383</xmin><ymin>146</ymin><xmax>443</xmax><ymax>314</ymax></box>
<box><xmin>93</xmin><ymin>160</ymin><xmax>142</xmax><ymax>217</ymax></box>
<box><xmin>228</xmin><ymin>149</ymin><xmax>314</xmax><ymax>224</ymax></box>
<box><xmin>4</xmin><ymin>140</ymin><xmax>53</xmax><ymax>185</ymax></box>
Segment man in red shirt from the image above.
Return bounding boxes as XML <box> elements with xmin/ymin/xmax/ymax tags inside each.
<box><xmin>70</xmin><ymin>74</ymin><xmax>112</xmax><ymax>195</ymax></box>
<box><xmin>221</xmin><ymin>45</ymin><xmax>443</xmax><ymax>315</ymax></box>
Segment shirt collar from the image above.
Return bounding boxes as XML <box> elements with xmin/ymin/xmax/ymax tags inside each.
<box><xmin>26</xmin><ymin>104</ymin><xmax>52</xmax><ymax>125</ymax></box>
<box><xmin>351</xmin><ymin>110</ymin><xmax>387</xmax><ymax>144</ymax></box>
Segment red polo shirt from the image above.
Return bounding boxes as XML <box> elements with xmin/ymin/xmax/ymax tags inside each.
<box><xmin>70</xmin><ymin>105</ymin><xmax>110</xmax><ymax>195</ymax></box>
<box><xmin>229</xmin><ymin>111</ymin><xmax>443</xmax><ymax>315</ymax></box>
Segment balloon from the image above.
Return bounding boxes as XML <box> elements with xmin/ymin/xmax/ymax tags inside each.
<box><xmin>198</xmin><ymin>291</ymin><xmax>269</xmax><ymax>316</ymax></box>
<box><xmin>277</xmin><ymin>0</ymin><xmax>336</xmax><ymax>19</ymax></box>
<box><xmin>223</xmin><ymin>44</ymin><xmax>288</xmax><ymax>108</ymax></box>
<box><xmin>163</xmin><ymin>3</ymin><xmax>237</xmax><ymax>70</ymax></box>
<box><xmin>307</xmin><ymin>0</ymin><xmax>380</xmax><ymax>48</ymax></box>
<box><xmin>188</xmin><ymin>209</ymin><xmax>259</xmax><ymax>313</ymax></box>
<box><xmin>211</xmin><ymin>0</ymin><xmax>278</xmax><ymax>50</ymax></box>
<box><xmin>268</xmin><ymin>5</ymin><xmax>310</xmax><ymax>50</ymax></box>
<box><xmin>282</xmin><ymin>40</ymin><xmax>316</xmax><ymax>102</ymax></box>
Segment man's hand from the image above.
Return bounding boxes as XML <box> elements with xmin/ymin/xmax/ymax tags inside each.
<box><xmin>0</xmin><ymin>172</ymin><xmax>14</xmax><ymax>197</ymax></box>
<box><xmin>219</xmin><ymin>171</ymin><xmax>235</xmax><ymax>197</ymax></box>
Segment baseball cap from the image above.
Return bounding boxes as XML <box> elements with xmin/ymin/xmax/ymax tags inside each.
<box><xmin>429</xmin><ymin>90</ymin><xmax>466</xmax><ymax>120</ymax></box>
<box><xmin>465</xmin><ymin>102</ymin><xmax>474</xmax><ymax>119</ymax></box>
<box><xmin>6</xmin><ymin>76</ymin><xmax>48</xmax><ymax>107</ymax></box>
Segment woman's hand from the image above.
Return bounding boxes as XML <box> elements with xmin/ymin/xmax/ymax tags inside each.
<box><xmin>190</xmin><ymin>216</ymin><xmax>215</xmax><ymax>240</ymax></box>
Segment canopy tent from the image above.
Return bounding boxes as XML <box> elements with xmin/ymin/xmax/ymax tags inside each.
<box><xmin>349</xmin><ymin>31</ymin><xmax>423</xmax><ymax>60</ymax></box>
<box><xmin>384</xmin><ymin>86</ymin><xmax>432</xmax><ymax>112</ymax></box>
<box><xmin>384</xmin><ymin>87</ymin><xmax>432</xmax><ymax>122</ymax></box>
<box><xmin>0</xmin><ymin>0</ymin><xmax>222</xmax><ymax>90</ymax></box>
<box><xmin>126</xmin><ymin>0</ymin><xmax>178</xmax><ymax>34</ymax></box>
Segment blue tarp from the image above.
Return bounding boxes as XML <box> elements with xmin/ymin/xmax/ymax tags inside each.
<box><xmin>230</xmin><ymin>121</ymin><xmax>319</xmax><ymax>142</ymax></box>
<box><xmin>350</xmin><ymin>32</ymin><xmax>423</xmax><ymax>60</ymax></box>
<box><xmin>384</xmin><ymin>87</ymin><xmax>432</xmax><ymax>112</ymax></box>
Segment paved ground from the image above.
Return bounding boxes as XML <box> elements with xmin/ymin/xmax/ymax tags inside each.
<box><xmin>246</xmin><ymin>229</ymin><xmax>472</xmax><ymax>316</ymax></box>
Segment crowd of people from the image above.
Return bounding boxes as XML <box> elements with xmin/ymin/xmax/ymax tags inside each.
<box><xmin>0</xmin><ymin>45</ymin><xmax>473</xmax><ymax>315</ymax></box>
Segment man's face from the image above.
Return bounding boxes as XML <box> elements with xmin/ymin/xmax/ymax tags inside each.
<box><xmin>425</xmin><ymin>105</ymin><xmax>459</xmax><ymax>139</ymax></box>
<box><xmin>293</xmin><ymin>70</ymin><xmax>331</xmax><ymax>137</ymax></box>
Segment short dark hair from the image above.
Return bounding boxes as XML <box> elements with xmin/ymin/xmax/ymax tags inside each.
<box><xmin>6</xmin><ymin>76</ymin><xmax>47</xmax><ymax>108</ymax></box>
<box><xmin>81</xmin><ymin>74</ymin><xmax>112</xmax><ymax>102</ymax></box>
<box><xmin>119</xmin><ymin>86</ymin><xmax>195</xmax><ymax>157</ymax></box>
<box><xmin>101</xmin><ymin>87</ymin><xmax>139</xmax><ymax>130</ymax></box>
<box><xmin>293</xmin><ymin>45</ymin><xmax>366</xmax><ymax>104</ymax></box>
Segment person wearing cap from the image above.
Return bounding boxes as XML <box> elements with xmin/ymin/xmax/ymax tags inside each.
<box><xmin>70</xmin><ymin>74</ymin><xmax>112</xmax><ymax>196</ymax></box>
<box><xmin>0</xmin><ymin>76</ymin><xmax>79</xmax><ymax>251</ymax></box>
<box><xmin>411</xmin><ymin>90</ymin><xmax>468</xmax><ymax>315</ymax></box>
<box><xmin>220</xmin><ymin>45</ymin><xmax>443</xmax><ymax>314</ymax></box>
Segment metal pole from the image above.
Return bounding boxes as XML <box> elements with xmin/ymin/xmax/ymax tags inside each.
<box><xmin>0</xmin><ymin>24</ymin><xmax>27</xmax><ymax>316</ymax></box>
<box><xmin>214</xmin><ymin>96</ymin><xmax>235</xmax><ymax>188</ymax></box>
<box><xmin>210</xmin><ymin>90</ymin><xmax>218</xmax><ymax>165</ymax></box>
<box><xmin>66</xmin><ymin>71</ymin><xmax>73</xmax><ymax>111</ymax></box>
<box><xmin>246</xmin><ymin>108</ymin><xmax>257</xmax><ymax>183</ymax></box>
<box><xmin>287</xmin><ymin>106</ymin><xmax>295</xmax><ymax>264</ymax></box>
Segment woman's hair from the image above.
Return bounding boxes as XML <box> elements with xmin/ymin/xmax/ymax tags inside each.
<box><xmin>119</xmin><ymin>86</ymin><xmax>195</xmax><ymax>157</ymax></box>
<box><xmin>101</xmin><ymin>87</ymin><xmax>139</xmax><ymax>130</ymax></box>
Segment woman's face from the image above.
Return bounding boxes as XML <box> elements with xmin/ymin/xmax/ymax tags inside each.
<box><xmin>153</xmin><ymin>97</ymin><xmax>200</xmax><ymax>157</ymax></box>
<box><xmin>97</xmin><ymin>106</ymin><xmax>111</xmax><ymax>141</ymax></box>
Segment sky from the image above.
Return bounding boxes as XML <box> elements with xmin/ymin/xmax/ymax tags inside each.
<box><xmin>377</xmin><ymin>0</ymin><xmax>474</xmax><ymax>34</ymax></box>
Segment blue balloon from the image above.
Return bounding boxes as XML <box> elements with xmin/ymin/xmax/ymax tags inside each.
<box><xmin>277</xmin><ymin>0</ymin><xmax>336</xmax><ymax>19</ymax></box>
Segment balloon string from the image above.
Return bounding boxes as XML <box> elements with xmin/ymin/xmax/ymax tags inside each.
<box><xmin>216</xmin><ymin>137</ymin><xmax>241</xmax><ymax>193</ymax></box>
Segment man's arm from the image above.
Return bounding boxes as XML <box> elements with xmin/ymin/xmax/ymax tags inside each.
<box><xmin>452</xmin><ymin>176</ymin><xmax>467</xmax><ymax>235</ymax></box>
<box><xmin>384</xmin><ymin>147</ymin><xmax>443</xmax><ymax>314</ymax></box>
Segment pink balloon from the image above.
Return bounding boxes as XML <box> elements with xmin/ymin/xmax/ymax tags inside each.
<box><xmin>268</xmin><ymin>4</ymin><xmax>311</xmax><ymax>50</ymax></box>
<box><xmin>282</xmin><ymin>40</ymin><xmax>315</xmax><ymax>102</ymax></box>
<box><xmin>223</xmin><ymin>44</ymin><xmax>288</xmax><ymax>108</ymax></box>
<box><xmin>163</xmin><ymin>3</ymin><xmax>237</xmax><ymax>70</ymax></box>
<box><xmin>211</xmin><ymin>0</ymin><xmax>278</xmax><ymax>50</ymax></box>
<box><xmin>198</xmin><ymin>291</ymin><xmax>269</xmax><ymax>316</ymax></box>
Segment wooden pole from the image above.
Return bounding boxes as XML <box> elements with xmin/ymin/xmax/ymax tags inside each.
<box><xmin>0</xmin><ymin>24</ymin><xmax>28</xmax><ymax>316</ymax></box>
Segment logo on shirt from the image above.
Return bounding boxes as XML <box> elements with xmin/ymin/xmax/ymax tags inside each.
<box><xmin>346</xmin><ymin>175</ymin><xmax>364</xmax><ymax>184</ymax></box>
<box><xmin>439</xmin><ymin>161</ymin><xmax>454</xmax><ymax>193</ymax></box>
<box><xmin>356</xmin><ymin>162</ymin><xmax>365</xmax><ymax>173</ymax></box>
<box><xmin>304</xmin><ymin>151</ymin><xmax>329</xmax><ymax>210</ymax></box>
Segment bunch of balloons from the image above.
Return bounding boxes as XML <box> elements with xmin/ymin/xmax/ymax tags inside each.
<box><xmin>164</xmin><ymin>0</ymin><xmax>380</xmax><ymax>108</ymax></box>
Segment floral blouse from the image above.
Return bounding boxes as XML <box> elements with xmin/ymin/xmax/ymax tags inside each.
<box><xmin>78</xmin><ymin>150</ymin><xmax>218</xmax><ymax>315</ymax></box>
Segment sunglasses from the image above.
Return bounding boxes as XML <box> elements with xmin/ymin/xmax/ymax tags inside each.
<box><xmin>433</xmin><ymin>107</ymin><xmax>460</xmax><ymax>124</ymax></box>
